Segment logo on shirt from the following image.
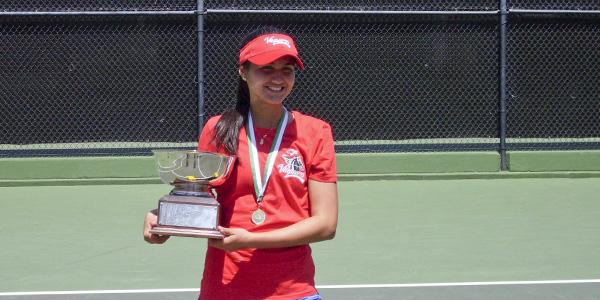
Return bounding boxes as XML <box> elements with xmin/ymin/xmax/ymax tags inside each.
<box><xmin>264</xmin><ymin>36</ymin><xmax>291</xmax><ymax>48</ymax></box>
<box><xmin>278</xmin><ymin>149</ymin><xmax>306</xmax><ymax>184</ymax></box>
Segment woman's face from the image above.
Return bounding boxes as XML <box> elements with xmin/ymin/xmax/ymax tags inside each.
<box><xmin>240</xmin><ymin>57</ymin><xmax>296</xmax><ymax>107</ymax></box>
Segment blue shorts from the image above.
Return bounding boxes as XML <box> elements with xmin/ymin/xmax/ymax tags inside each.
<box><xmin>297</xmin><ymin>294</ymin><xmax>321</xmax><ymax>300</ymax></box>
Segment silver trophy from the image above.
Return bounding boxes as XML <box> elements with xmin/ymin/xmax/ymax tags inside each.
<box><xmin>149</xmin><ymin>150</ymin><xmax>235</xmax><ymax>238</ymax></box>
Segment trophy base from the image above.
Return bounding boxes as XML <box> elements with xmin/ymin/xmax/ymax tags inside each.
<box><xmin>150</xmin><ymin>226</ymin><xmax>224</xmax><ymax>239</ymax></box>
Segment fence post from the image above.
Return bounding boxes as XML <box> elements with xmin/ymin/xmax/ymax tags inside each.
<box><xmin>499</xmin><ymin>0</ymin><xmax>509</xmax><ymax>170</ymax></box>
<box><xmin>197</xmin><ymin>0</ymin><xmax>205</xmax><ymax>136</ymax></box>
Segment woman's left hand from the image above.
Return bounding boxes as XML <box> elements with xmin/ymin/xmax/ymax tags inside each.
<box><xmin>208</xmin><ymin>226</ymin><xmax>254</xmax><ymax>252</ymax></box>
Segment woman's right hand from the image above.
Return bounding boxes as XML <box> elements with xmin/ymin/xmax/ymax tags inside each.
<box><xmin>143</xmin><ymin>210</ymin><xmax>170</xmax><ymax>244</ymax></box>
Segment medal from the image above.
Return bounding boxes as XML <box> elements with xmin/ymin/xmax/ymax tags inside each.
<box><xmin>247</xmin><ymin>108</ymin><xmax>289</xmax><ymax>225</ymax></box>
<box><xmin>251</xmin><ymin>208</ymin><xmax>266</xmax><ymax>225</ymax></box>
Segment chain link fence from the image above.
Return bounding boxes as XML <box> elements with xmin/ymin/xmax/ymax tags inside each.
<box><xmin>0</xmin><ymin>15</ymin><xmax>198</xmax><ymax>156</ymax></box>
<box><xmin>507</xmin><ymin>14</ymin><xmax>600</xmax><ymax>150</ymax></box>
<box><xmin>204</xmin><ymin>14</ymin><xmax>499</xmax><ymax>153</ymax></box>
<box><xmin>204</xmin><ymin>1</ymin><xmax>498</xmax><ymax>11</ymax></box>
<box><xmin>0</xmin><ymin>1</ymin><xmax>196</xmax><ymax>11</ymax></box>
<box><xmin>509</xmin><ymin>1</ymin><xmax>600</xmax><ymax>10</ymax></box>
<box><xmin>0</xmin><ymin>1</ymin><xmax>599</xmax><ymax>157</ymax></box>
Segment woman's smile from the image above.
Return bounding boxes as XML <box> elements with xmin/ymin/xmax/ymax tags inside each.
<box><xmin>266</xmin><ymin>85</ymin><xmax>285</xmax><ymax>92</ymax></box>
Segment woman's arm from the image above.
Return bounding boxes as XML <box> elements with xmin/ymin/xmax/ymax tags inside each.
<box><xmin>208</xmin><ymin>179</ymin><xmax>338</xmax><ymax>252</ymax></box>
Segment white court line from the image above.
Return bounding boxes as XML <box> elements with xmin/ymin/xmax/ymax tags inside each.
<box><xmin>319</xmin><ymin>279</ymin><xmax>600</xmax><ymax>289</ymax></box>
<box><xmin>0</xmin><ymin>289</ymin><xmax>197</xmax><ymax>296</ymax></box>
<box><xmin>2</xmin><ymin>279</ymin><xmax>600</xmax><ymax>296</ymax></box>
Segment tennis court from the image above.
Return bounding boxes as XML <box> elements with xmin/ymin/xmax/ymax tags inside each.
<box><xmin>1</xmin><ymin>177</ymin><xmax>599</xmax><ymax>299</ymax></box>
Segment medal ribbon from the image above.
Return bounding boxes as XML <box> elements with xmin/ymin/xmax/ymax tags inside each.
<box><xmin>247</xmin><ymin>108</ymin><xmax>288</xmax><ymax>206</ymax></box>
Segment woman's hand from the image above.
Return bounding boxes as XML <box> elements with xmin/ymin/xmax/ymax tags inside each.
<box><xmin>143</xmin><ymin>210</ymin><xmax>170</xmax><ymax>244</ymax></box>
<box><xmin>208</xmin><ymin>226</ymin><xmax>254</xmax><ymax>252</ymax></box>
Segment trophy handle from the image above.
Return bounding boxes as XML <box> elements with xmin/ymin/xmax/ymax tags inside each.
<box><xmin>208</xmin><ymin>155</ymin><xmax>237</xmax><ymax>187</ymax></box>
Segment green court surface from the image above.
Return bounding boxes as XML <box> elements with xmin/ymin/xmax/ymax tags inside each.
<box><xmin>1</xmin><ymin>178</ymin><xmax>600</xmax><ymax>299</ymax></box>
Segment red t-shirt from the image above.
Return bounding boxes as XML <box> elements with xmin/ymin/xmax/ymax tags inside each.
<box><xmin>197</xmin><ymin>110</ymin><xmax>337</xmax><ymax>300</ymax></box>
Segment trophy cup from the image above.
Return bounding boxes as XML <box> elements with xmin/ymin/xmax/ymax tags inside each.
<box><xmin>149</xmin><ymin>150</ymin><xmax>235</xmax><ymax>239</ymax></box>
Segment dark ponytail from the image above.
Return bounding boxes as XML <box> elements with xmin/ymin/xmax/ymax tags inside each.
<box><xmin>212</xmin><ymin>77</ymin><xmax>250</xmax><ymax>155</ymax></box>
<box><xmin>212</xmin><ymin>26</ymin><xmax>290</xmax><ymax>155</ymax></box>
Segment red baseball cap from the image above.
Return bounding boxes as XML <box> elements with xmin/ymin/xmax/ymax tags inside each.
<box><xmin>239</xmin><ymin>33</ymin><xmax>304</xmax><ymax>70</ymax></box>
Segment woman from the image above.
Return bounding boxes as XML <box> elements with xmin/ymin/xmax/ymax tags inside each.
<box><xmin>144</xmin><ymin>26</ymin><xmax>338</xmax><ymax>300</ymax></box>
